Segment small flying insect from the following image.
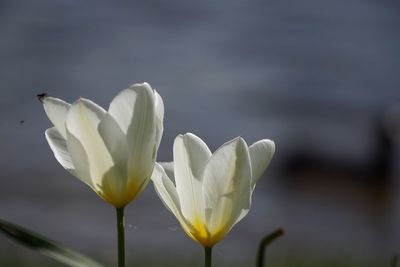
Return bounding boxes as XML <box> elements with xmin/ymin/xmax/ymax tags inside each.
<box><xmin>37</xmin><ymin>93</ymin><xmax>47</xmax><ymax>103</ymax></box>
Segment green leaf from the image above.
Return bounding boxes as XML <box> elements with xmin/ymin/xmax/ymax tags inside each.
<box><xmin>0</xmin><ymin>218</ymin><xmax>107</xmax><ymax>267</ymax></box>
<box><xmin>256</xmin><ymin>228</ymin><xmax>284</xmax><ymax>267</ymax></box>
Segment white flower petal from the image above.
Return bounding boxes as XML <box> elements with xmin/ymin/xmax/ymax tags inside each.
<box><xmin>65</xmin><ymin>99</ymin><xmax>114</xmax><ymax>187</ymax></box>
<box><xmin>108</xmin><ymin>83</ymin><xmax>154</xmax><ymax>133</ymax></box>
<box><xmin>234</xmin><ymin>208</ymin><xmax>250</xmax><ymax>226</ymax></box>
<box><xmin>98</xmin><ymin>113</ymin><xmax>128</xmax><ymax>170</ymax></box>
<box><xmin>65</xmin><ymin>130</ymin><xmax>94</xmax><ymax>188</ymax></box>
<box><xmin>108</xmin><ymin>83</ymin><xmax>159</xmax><ymax>185</ymax></box>
<box><xmin>42</xmin><ymin>97</ymin><xmax>70</xmax><ymax>139</ymax></box>
<box><xmin>181</xmin><ymin>133</ymin><xmax>212</xmax><ymax>178</ymax></box>
<box><xmin>45</xmin><ymin>127</ymin><xmax>75</xmax><ymax>175</ymax></box>
<box><xmin>154</xmin><ymin>90</ymin><xmax>164</xmax><ymax>148</ymax></box>
<box><xmin>173</xmin><ymin>134</ymin><xmax>212</xmax><ymax>221</ymax></box>
<box><xmin>160</xmin><ymin>162</ymin><xmax>174</xmax><ymax>181</ymax></box>
<box><xmin>151</xmin><ymin>163</ymin><xmax>182</xmax><ymax>219</ymax></box>
<box><xmin>249</xmin><ymin>139</ymin><xmax>275</xmax><ymax>188</ymax></box>
<box><xmin>202</xmin><ymin>137</ymin><xmax>252</xmax><ymax>233</ymax></box>
<box><xmin>151</xmin><ymin>163</ymin><xmax>195</xmax><ymax>236</ymax></box>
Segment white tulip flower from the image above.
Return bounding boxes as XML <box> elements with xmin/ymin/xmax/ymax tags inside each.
<box><xmin>41</xmin><ymin>82</ymin><xmax>164</xmax><ymax>208</ymax></box>
<box><xmin>151</xmin><ymin>133</ymin><xmax>274</xmax><ymax>248</ymax></box>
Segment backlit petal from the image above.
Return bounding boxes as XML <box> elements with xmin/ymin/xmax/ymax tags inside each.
<box><xmin>98</xmin><ymin>113</ymin><xmax>128</xmax><ymax>170</ymax></box>
<box><xmin>108</xmin><ymin>83</ymin><xmax>158</xmax><ymax>188</ymax></box>
<box><xmin>173</xmin><ymin>134</ymin><xmax>211</xmax><ymax>222</ymax></box>
<box><xmin>151</xmin><ymin>163</ymin><xmax>182</xmax><ymax>219</ymax></box>
<box><xmin>65</xmin><ymin>130</ymin><xmax>93</xmax><ymax>188</ymax></box>
<box><xmin>45</xmin><ymin>127</ymin><xmax>75</xmax><ymax>175</ymax></box>
<box><xmin>151</xmin><ymin>164</ymin><xmax>196</xmax><ymax>238</ymax></box>
<box><xmin>108</xmin><ymin>83</ymin><xmax>154</xmax><ymax>134</ymax></box>
<box><xmin>42</xmin><ymin>97</ymin><xmax>70</xmax><ymax>139</ymax></box>
<box><xmin>160</xmin><ymin>162</ymin><xmax>174</xmax><ymax>181</ymax></box>
<box><xmin>65</xmin><ymin>99</ymin><xmax>113</xmax><ymax>188</ymax></box>
<box><xmin>154</xmin><ymin>90</ymin><xmax>164</xmax><ymax>149</ymax></box>
<box><xmin>202</xmin><ymin>137</ymin><xmax>252</xmax><ymax>235</ymax></box>
<box><xmin>249</xmin><ymin>139</ymin><xmax>275</xmax><ymax>188</ymax></box>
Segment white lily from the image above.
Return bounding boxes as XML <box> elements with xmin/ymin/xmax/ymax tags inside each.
<box><xmin>151</xmin><ymin>133</ymin><xmax>274</xmax><ymax>247</ymax></box>
<box><xmin>42</xmin><ymin>82</ymin><xmax>164</xmax><ymax>208</ymax></box>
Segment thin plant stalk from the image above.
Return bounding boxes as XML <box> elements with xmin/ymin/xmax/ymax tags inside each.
<box><xmin>116</xmin><ymin>207</ymin><xmax>125</xmax><ymax>267</ymax></box>
<box><xmin>392</xmin><ymin>254</ymin><xmax>399</xmax><ymax>267</ymax></box>
<box><xmin>256</xmin><ymin>228</ymin><xmax>284</xmax><ymax>267</ymax></box>
<box><xmin>204</xmin><ymin>246</ymin><xmax>212</xmax><ymax>267</ymax></box>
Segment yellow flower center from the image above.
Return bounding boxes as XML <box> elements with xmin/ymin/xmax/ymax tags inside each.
<box><xmin>97</xmin><ymin>174</ymin><xmax>149</xmax><ymax>208</ymax></box>
<box><xmin>185</xmin><ymin>216</ymin><xmax>227</xmax><ymax>247</ymax></box>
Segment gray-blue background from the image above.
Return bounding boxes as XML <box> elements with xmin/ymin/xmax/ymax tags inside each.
<box><xmin>1</xmin><ymin>1</ymin><xmax>400</xmax><ymax>266</ymax></box>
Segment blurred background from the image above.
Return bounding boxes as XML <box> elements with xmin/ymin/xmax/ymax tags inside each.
<box><xmin>1</xmin><ymin>0</ymin><xmax>400</xmax><ymax>266</ymax></box>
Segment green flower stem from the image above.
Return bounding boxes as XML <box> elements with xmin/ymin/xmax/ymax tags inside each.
<box><xmin>116</xmin><ymin>207</ymin><xmax>125</xmax><ymax>267</ymax></box>
<box><xmin>204</xmin><ymin>246</ymin><xmax>212</xmax><ymax>267</ymax></box>
<box><xmin>256</xmin><ymin>228</ymin><xmax>284</xmax><ymax>267</ymax></box>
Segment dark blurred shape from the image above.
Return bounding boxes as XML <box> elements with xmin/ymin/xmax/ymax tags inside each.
<box><xmin>391</xmin><ymin>254</ymin><xmax>399</xmax><ymax>267</ymax></box>
<box><xmin>283</xmin><ymin>107</ymin><xmax>399</xmax><ymax>220</ymax></box>
<box><xmin>384</xmin><ymin>104</ymin><xmax>400</xmax><ymax>145</ymax></box>
<box><xmin>285</xmin><ymin>110</ymin><xmax>394</xmax><ymax>183</ymax></box>
<box><xmin>36</xmin><ymin>93</ymin><xmax>47</xmax><ymax>103</ymax></box>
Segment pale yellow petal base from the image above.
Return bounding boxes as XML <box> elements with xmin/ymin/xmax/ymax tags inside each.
<box><xmin>184</xmin><ymin>216</ymin><xmax>227</xmax><ymax>247</ymax></box>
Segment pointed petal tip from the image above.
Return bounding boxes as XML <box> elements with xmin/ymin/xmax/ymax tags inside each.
<box><xmin>269</xmin><ymin>139</ymin><xmax>275</xmax><ymax>148</ymax></box>
<box><xmin>248</xmin><ymin>139</ymin><xmax>276</xmax><ymax>186</ymax></box>
<box><xmin>185</xmin><ymin>132</ymin><xmax>198</xmax><ymax>137</ymax></box>
<box><xmin>150</xmin><ymin>163</ymin><xmax>164</xmax><ymax>181</ymax></box>
<box><xmin>41</xmin><ymin>95</ymin><xmax>71</xmax><ymax>107</ymax></box>
<box><xmin>175</xmin><ymin>133</ymin><xmax>185</xmax><ymax>140</ymax></box>
<box><xmin>71</xmin><ymin>98</ymin><xmax>84</xmax><ymax>105</ymax></box>
<box><xmin>71</xmin><ymin>98</ymin><xmax>103</xmax><ymax>110</ymax></box>
<box><xmin>69</xmin><ymin>98</ymin><xmax>87</xmax><ymax>110</ymax></box>
<box><xmin>263</xmin><ymin>138</ymin><xmax>275</xmax><ymax>145</ymax></box>
<box><xmin>44</xmin><ymin>127</ymin><xmax>55</xmax><ymax>137</ymax></box>
<box><xmin>262</xmin><ymin>139</ymin><xmax>276</xmax><ymax>153</ymax></box>
<box><xmin>232</xmin><ymin>136</ymin><xmax>247</xmax><ymax>148</ymax></box>
<box><xmin>181</xmin><ymin>133</ymin><xmax>207</xmax><ymax>144</ymax></box>
<box><xmin>130</xmin><ymin>82</ymin><xmax>152</xmax><ymax>90</ymax></box>
<box><xmin>230</xmin><ymin>136</ymin><xmax>244</xmax><ymax>142</ymax></box>
<box><xmin>183</xmin><ymin>132</ymin><xmax>197</xmax><ymax>139</ymax></box>
<box><xmin>177</xmin><ymin>133</ymin><xmax>210</xmax><ymax>151</ymax></box>
<box><xmin>76</xmin><ymin>97</ymin><xmax>88</xmax><ymax>103</ymax></box>
<box><xmin>120</xmin><ymin>82</ymin><xmax>155</xmax><ymax>100</ymax></box>
<box><xmin>136</xmin><ymin>81</ymin><xmax>150</xmax><ymax>86</ymax></box>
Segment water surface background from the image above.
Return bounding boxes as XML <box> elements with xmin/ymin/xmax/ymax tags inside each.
<box><xmin>1</xmin><ymin>1</ymin><xmax>400</xmax><ymax>266</ymax></box>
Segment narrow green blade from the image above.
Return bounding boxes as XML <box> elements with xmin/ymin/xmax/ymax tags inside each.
<box><xmin>0</xmin><ymin>218</ymin><xmax>106</xmax><ymax>267</ymax></box>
